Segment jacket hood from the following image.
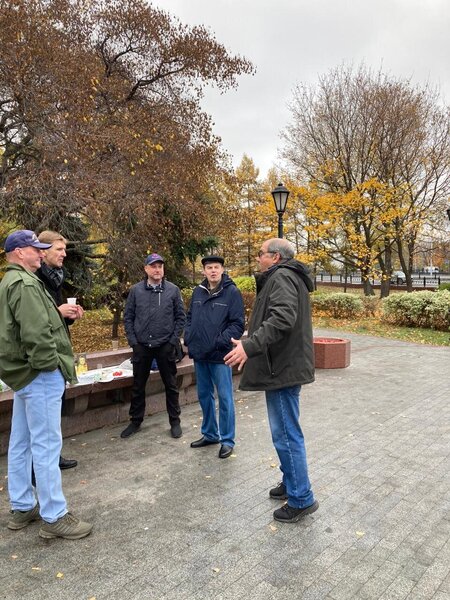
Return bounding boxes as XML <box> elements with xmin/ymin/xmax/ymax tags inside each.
<box><xmin>255</xmin><ymin>259</ymin><xmax>314</xmax><ymax>293</ymax></box>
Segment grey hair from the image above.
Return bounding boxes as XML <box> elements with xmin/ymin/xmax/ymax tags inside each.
<box><xmin>266</xmin><ymin>238</ymin><xmax>295</xmax><ymax>259</ymax></box>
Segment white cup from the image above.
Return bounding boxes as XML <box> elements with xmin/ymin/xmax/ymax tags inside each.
<box><xmin>67</xmin><ymin>298</ymin><xmax>77</xmax><ymax>305</ymax></box>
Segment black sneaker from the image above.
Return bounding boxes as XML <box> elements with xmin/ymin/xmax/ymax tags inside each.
<box><xmin>273</xmin><ymin>500</ymin><xmax>319</xmax><ymax>523</ymax></box>
<box><xmin>269</xmin><ymin>482</ymin><xmax>287</xmax><ymax>500</ymax></box>
<box><xmin>120</xmin><ymin>423</ymin><xmax>141</xmax><ymax>438</ymax></box>
<box><xmin>170</xmin><ymin>423</ymin><xmax>182</xmax><ymax>438</ymax></box>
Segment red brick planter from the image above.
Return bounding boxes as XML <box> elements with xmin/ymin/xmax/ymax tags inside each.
<box><xmin>314</xmin><ymin>337</ymin><xmax>351</xmax><ymax>369</ymax></box>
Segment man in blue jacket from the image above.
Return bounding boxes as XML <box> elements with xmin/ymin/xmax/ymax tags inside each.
<box><xmin>122</xmin><ymin>253</ymin><xmax>186</xmax><ymax>439</ymax></box>
<box><xmin>184</xmin><ymin>256</ymin><xmax>244</xmax><ymax>459</ymax></box>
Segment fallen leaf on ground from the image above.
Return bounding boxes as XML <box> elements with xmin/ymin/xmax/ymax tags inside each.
<box><xmin>56</xmin><ymin>572</ymin><xmax>64</xmax><ymax>579</ymax></box>
<box><xmin>212</xmin><ymin>567</ymin><xmax>220</xmax><ymax>573</ymax></box>
<box><xmin>270</xmin><ymin>463</ymin><xmax>277</xmax><ymax>468</ymax></box>
<box><xmin>355</xmin><ymin>531</ymin><xmax>365</xmax><ymax>537</ymax></box>
<box><xmin>11</xmin><ymin>555</ymin><xmax>18</xmax><ymax>559</ymax></box>
<box><xmin>79</xmin><ymin>480</ymin><xmax>87</xmax><ymax>484</ymax></box>
<box><xmin>269</xmin><ymin>525</ymin><xmax>278</xmax><ymax>532</ymax></box>
<box><xmin>32</xmin><ymin>567</ymin><xmax>41</xmax><ymax>571</ymax></box>
<box><xmin>205</xmin><ymin>475</ymin><xmax>212</xmax><ymax>479</ymax></box>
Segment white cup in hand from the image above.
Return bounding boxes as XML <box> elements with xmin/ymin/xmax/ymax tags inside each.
<box><xmin>67</xmin><ymin>298</ymin><xmax>77</xmax><ymax>305</ymax></box>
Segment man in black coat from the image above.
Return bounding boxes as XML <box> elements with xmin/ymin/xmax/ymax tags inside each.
<box><xmin>225</xmin><ymin>238</ymin><xmax>318</xmax><ymax>523</ymax></box>
<box><xmin>122</xmin><ymin>253</ymin><xmax>186</xmax><ymax>439</ymax></box>
<box><xmin>37</xmin><ymin>230</ymin><xmax>83</xmax><ymax>470</ymax></box>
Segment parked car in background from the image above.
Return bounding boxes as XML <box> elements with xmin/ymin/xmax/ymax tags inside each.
<box><xmin>390</xmin><ymin>270</ymin><xmax>406</xmax><ymax>284</ymax></box>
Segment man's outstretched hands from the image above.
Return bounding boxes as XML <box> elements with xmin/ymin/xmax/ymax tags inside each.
<box><xmin>224</xmin><ymin>338</ymin><xmax>248</xmax><ymax>371</ymax></box>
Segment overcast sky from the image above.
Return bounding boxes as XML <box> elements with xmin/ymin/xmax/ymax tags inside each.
<box><xmin>159</xmin><ymin>0</ymin><xmax>450</xmax><ymax>179</ymax></box>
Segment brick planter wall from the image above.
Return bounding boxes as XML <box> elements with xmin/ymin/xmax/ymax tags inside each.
<box><xmin>314</xmin><ymin>337</ymin><xmax>351</xmax><ymax>369</ymax></box>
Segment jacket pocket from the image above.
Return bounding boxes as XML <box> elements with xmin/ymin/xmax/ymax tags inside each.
<box><xmin>265</xmin><ymin>348</ymin><xmax>274</xmax><ymax>377</ymax></box>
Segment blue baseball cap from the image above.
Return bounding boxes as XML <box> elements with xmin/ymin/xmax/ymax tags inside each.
<box><xmin>4</xmin><ymin>230</ymin><xmax>52</xmax><ymax>253</ymax></box>
<box><xmin>145</xmin><ymin>253</ymin><xmax>164</xmax><ymax>265</ymax></box>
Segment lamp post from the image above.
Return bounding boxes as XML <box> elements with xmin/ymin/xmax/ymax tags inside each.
<box><xmin>271</xmin><ymin>182</ymin><xmax>290</xmax><ymax>238</ymax></box>
<box><xmin>446</xmin><ymin>208</ymin><xmax>450</xmax><ymax>222</ymax></box>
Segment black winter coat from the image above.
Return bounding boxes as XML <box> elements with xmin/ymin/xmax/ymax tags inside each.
<box><xmin>240</xmin><ymin>259</ymin><xmax>315</xmax><ymax>391</ymax></box>
<box><xmin>124</xmin><ymin>279</ymin><xmax>186</xmax><ymax>348</ymax></box>
<box><xmin>35</xmin><ymin>266</ymin><xmax>73</xmax><ymax>329</ymax></box>
<box><xmin>184</xmin><ymin>274</ymin><xmax>245</xmax><ymax>363</ymax></box>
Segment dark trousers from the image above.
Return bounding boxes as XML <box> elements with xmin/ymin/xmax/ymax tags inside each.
<box><xmin>129</xmin><ymin>342</ymin><xmax>181</xmax><ymax>426</ymax></box>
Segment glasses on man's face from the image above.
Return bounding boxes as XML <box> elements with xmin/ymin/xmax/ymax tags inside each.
<box><xmin>257</xmin><ymin>250</ymin><xmax>276</xmax><ymax>258</ymax></box>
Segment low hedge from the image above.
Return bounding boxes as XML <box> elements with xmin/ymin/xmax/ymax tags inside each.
<box><xmin>233</xmin><ymin>276</ymin><xmax>256</xmax><ymax>292</ymax></box>
<box><xmin>381</xmin><ymin>290</ymin><xmax>450</xmax><ymax>331</ymax></box>
<box><xmin>311</xmin><ymin>292</ymin><xmax>364</xmax><ymax>318</ymax></box>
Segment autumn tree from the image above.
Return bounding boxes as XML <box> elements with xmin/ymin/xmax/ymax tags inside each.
<box><xmin>0</xmin><ymin>0</ymin><xmax>254</xmax><ymax>331</ymax></box>
<box><xmin>281</xmin><ymin>64</ymin><xmax>450</xmax><ymax>296</ymax></box>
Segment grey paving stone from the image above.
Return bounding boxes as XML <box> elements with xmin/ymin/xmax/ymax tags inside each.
<box><xmin>0</xmin><ymin>330</ymin><xmax>449</xmax><ymax>600</ymax></box>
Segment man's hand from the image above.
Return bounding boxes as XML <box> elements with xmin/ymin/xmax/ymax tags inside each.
<box><xmin>58</xmin><ymin>303</ymin><xmax>84</xmax><ymax>320</ymax></box>
<box><xmin>224</xmin><ymin>338</ymin><xmax>248</xmax><ymax>371</ymax></box>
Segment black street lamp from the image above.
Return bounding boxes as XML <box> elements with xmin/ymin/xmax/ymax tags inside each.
<box><xmin>446</xmin><ymin>207</ymin><xmax>450</xmax><ymax>222</ymax></box>
<box><xmin>271</xmin><ymin>182</ymin><xmax>290</xmax><ymax>238</ymax></box>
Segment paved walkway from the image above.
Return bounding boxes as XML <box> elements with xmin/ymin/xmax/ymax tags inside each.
<box><xmin>1</xmin><ymin>329</ymin><xmax>449</xmax><ymax>600</ymax></box>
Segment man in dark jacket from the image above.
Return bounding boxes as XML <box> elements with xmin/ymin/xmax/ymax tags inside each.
<box><xmin>122</xmin><ymin>253</ymin><xmax>186</xmax><ymax>439</ymax></box>
<box><xmin>225</xmin><ymin>238</ymin><xmax>318</xmax><ymax>522</ymax></box>
<box><xmin>37</xmin><ymin>230</ymin><xmax>83</xmax><ymax>470</ymax></box>
<box><xmin>185</xmin><ymin>256</ymin><xmax>244</xmax><ymax>459</ymax></box>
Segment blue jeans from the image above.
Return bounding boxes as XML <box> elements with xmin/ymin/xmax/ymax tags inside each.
<box><xmin>194</xmin><ymin>361</ymin><xmax>235</xmax><ymax>447</ymax></box>
<box><xmin>265</xmin><ymin>385</ymin><xmax>315</xmax><ymax>509</ymax></box>
<box><xmin>8</xmin><ymin>370</ymin><xmax>68</xmax><ymax>522</ymax></box>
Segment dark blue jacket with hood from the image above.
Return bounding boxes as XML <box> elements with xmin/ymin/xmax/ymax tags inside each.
<box><xmin>184</xmin><ymin>274</ymin><xmax>245</xmax><ymax>363</ymax></box>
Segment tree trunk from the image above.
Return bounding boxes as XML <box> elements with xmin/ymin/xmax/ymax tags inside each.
<box><xmin>361</xmin><ymin>263</ymin><xmax>375</xmax><ymax>296</ymax></box>
<box><xmin>379</xmin><ymin>243</ymin><xmax>392</xmax><ymax>298</ymax></box>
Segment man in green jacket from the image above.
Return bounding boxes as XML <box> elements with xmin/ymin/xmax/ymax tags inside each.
<box><xmin>225</xmin><ymin>238</ymin><xmax>318</xmax><ymax>523</ymax></box>
<box><xmin>0</xmin><ymin>230</ymin><xmax>92</xmax><ymax>539</ymax></box>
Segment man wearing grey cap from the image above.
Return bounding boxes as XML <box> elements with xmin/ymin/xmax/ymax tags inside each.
<box><xmin>184</xmin><ymin>255</ymin><xmax>244</xmax><ymax>459</ymax></box>
<box><xmin>122</xmin><ymin>253</ymin><xmax>186</xmax><ymax>439</ymax></box>
<box><xmin>0</xmin><ymin>230</ymin><xmax>92</xmax><ymax>539</ymax></box>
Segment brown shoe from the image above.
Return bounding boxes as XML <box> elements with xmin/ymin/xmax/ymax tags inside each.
<box><xmin>39</xmin><ymin>512</ymin><xmax>93</xmax><ymax>540</ymax></box>
<box><xmin>7</xmin><ymin>504</ymin><xmax>40</xmax><ymax>530</ymax></box>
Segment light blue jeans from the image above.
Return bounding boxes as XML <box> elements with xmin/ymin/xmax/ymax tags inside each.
<box><xmin>266</xmin><ymin>385</ymin><xmax>315</xmax><ymax>509</ymax></box>
<box><xmin>194</xmin><ymin>361</ymin><xmax>235</xmax><ymax>447</ymax></box>
<box><xmin>8</xmin><ymin>370</ymin><xmax>68</xmax><ymax>523</ymax></box>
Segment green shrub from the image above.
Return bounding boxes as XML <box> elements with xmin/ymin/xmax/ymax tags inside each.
<box><xmin>311</xmin><ymin>293</ymin><xmax>364</xmax><ymax>318</ymax></box>
<box><xmin>381</xmin><ymin>290</ymin><xmax>450</xmax><ymax>331</ymax></box>
<box><xmin>361</xmin><ymin>295</ymin><xmax>380</xmax><ymax>317</ymax></box>
<box><xmin>180</xmin><ymin>287</ymin><xmax>193</xmax><ymax>309</ymax></box>
<box><xmin>233</xmin><ymin>276</ymin><xmax>256</xmax><ymax>292</ymax></box>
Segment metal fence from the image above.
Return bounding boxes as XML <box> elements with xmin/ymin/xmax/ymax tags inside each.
<box><xmin>315</xmin><ymin>273</ymin><xmax>445</xmax><ymax>289</ymax></box>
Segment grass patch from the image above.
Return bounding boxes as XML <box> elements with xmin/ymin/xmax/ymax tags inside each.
<box><xmin>313</xmin><ymin>315</ymin><xmax>449</xmax><ymax>346</ymax></box>
<box><xmin>70</xmin><ymin>308</ymin><xmax>127</xmax><ymax>353</ymax></box>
